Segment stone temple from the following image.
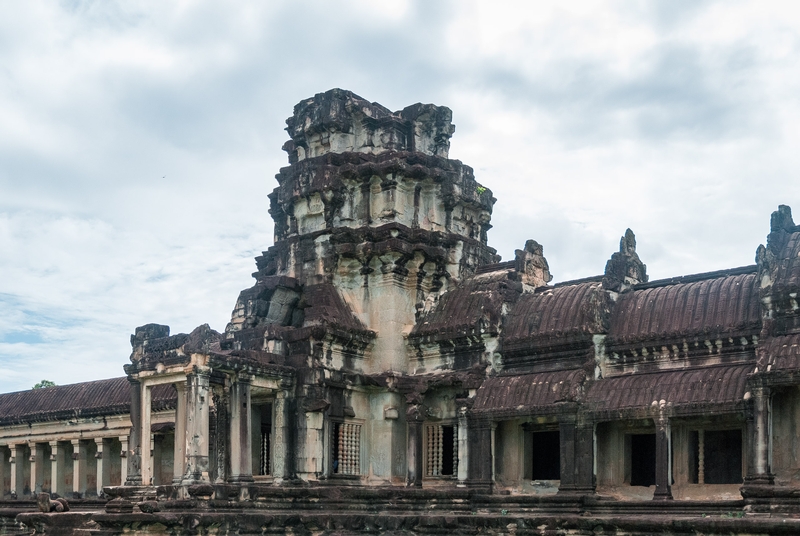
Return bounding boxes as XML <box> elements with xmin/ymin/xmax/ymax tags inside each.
<box><xmin>3</xmin><ymin>89</ymin><xmax>800</xmax><ymax>534</ymax></box>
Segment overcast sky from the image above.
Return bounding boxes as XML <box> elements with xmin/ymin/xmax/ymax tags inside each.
<box><xmin>2</xmin><ymin>0</ymin><xmax>799</xmax><ymax>392</ymax></box>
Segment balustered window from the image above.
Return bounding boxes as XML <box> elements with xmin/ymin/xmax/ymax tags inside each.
<box><xmin>425</xmin><ymin>423</ymin><xmax>458</xmax><ymax>477</ymax></box>
<box><xmin>332</xmin><ymin>421</ymin><xmax>361</xmax><ymax>475</ymax></box>
<box><xmin>689</xmin><ymin>429</ymin><xmax>742</xmax><ymax>484</ymax></box>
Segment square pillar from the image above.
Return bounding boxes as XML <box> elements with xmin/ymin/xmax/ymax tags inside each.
<box><xmin>406</xmin><ymin>404</ymin><xmax>424</xmax><ymax>487</ymax></box>
<box><xmin>228</xmin><ymin>375</ymin><xmax>254</xmax><ymax>483</ymax></box>
<box><xmin>173</xmin><ymin>381</ymin><xmax>187</xmax><ymax>484</ymax></box>
<box><xmin>95</xmin><ymin>438</ymin><xmax>111</xmax><ymax>497</ymax></box>
<box><xmin>119</xmin><ymin>436</ymin><xmax>128</xmax><ymax>485</ymax></box>
<box><xmin>140</xmin><ymin>383</ymin><xmax>153</xmax><ymax>486</ymax></box>
<box><xmin>466</xmin><ymin>417</ymin><xmax>493</xmax><ymax>491</ymax></box>
<box><xmin>0</xmin><ymin>446</ymin><xmax>8</xmax><ymax>498</ymax></box>
<box><xmin>271</xmin><ymin>387</ymin><xmax>293</xmax><ymax>483</ymax></box>
<box><xmin>49</xmin><ymin>441</ymin><xmax>66</xmax><ymax>497</ymax></box>
<box><xmin>29</xmin><ymin>442</ymin><xmax>45</xmax><ymax>495</ymax></box>
<box><xmin>745</xmin><ymin>385</ymin><xmax>774</xmax><ymax>485</ymax></box>
<box><xmin>126</xmin><ymin>378</ymin><xmax>142</xmax><ymax>485</ymax></box>
<box><xmin>558</xmin><ymin>421</ymin><xmax>596</xmax><ymax>495</ymax></box>
<box><xmin>71</xmin><ymin>439</ymin><xmax>87</xmax><ymax>498</ymax></box>
<box><xmin>457</xmin><ymin>403</ymin><xmax>469</xmax><ymax>486</ymax></box>
<box><xmin>653</xmin><ymin>417</ymin><xmax>673</xmax><ymax>501</ymax></box>
<box><xmin>11</xmin><ymin>444</ymin><xmax>25</xmax><ymax>498</ymax></box>
<box><xmin>182</xmin><ymin>368</ymin><xmax>211</xmax><ymax>485</ymax></box>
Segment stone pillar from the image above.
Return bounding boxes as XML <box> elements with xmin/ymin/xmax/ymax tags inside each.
<box><xmin>0</xmin><ymin>446</ymin><xmax>7</xmax><ymax>498</ymax></box>
<box><xmin>466</xmin><ymin>416</ymin><xmax>493</xmax><ymax>491</ymax></box>
<box><xmin>173</xmin><ymin>381</ymin><xmax>187</xmax><ymax>484</ymax></box>
<box><xmin>653</xmin><ymin>416</ymin><xmax>673</xmax><ymax>501</ymax></box>
<box><xmin>72</xmin><ymin>439</ymin><xmax>87</xmax><ymax>498</ymax></box>
<box><xmin>95</xmin><ymin>438</ymin><xmax>110</xmax><ymax>497</ymax></box>
<box><xmin>50</xmin><ymin>441</ymin><xmax>65</xmax><ymax>497</ymax></box>
<box><xmin>745</xmin><ymin>386</ymin><xmax>774</xmax><ymax>485</ymax></box>
<box><xmin>29</xmin><ymin>442</ymin><xmax>45</xmax><ymax>494</ymax></box>
<box><xmin>271</xmin><ymin>387</ymin><xmax>293</xmax><ymax>483</ymax></box>
<box><xmin>182</xmin><ymin>368</ymin><xmax>211</xmax><ymax>485</ymax></box>
<box><xmin>575</xmin><ymin>423</ymin><xmax>596</xmax><ymax>494</ymax></box>
<box><xmin>406</xmin><ymin>404</ymin><xmax>424</xmax><ymax>487</ymax></box>
<box><xmin>126</xmin><ymin>378</ymin><xmax>142</xmax><ymax>485</ymax></box>
<box><xmin>140</xmin><ymin>383</ymin><xmax>152</xmax><ymax>486</ymax></box>
<box><xmin>558</xmin><ymin>421</ymin><xmax>576</xmax><ymax>492</ymax></box>
<box><xmin>457</xmin><ymin>403</ymin><xmax>469</xmax><ymax>486</ymax></box>
<box><xmin>11</xmin><ymin>444</ymin><xmax>25</xmax><ymax>497</ymax></box>
<box><xmin>229</xmin><ymin>375</ymin><xmax>254</xmax><ymax>483</ymax></box>
<box><xmin>119</xmin><ymin>436</ymin><xmax>129</xmax><ymax>485</ymax></box>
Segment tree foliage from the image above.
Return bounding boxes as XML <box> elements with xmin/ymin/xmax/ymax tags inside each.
<box><xmin>32</xmin><ymin>379</ymin><xmax>56</xmax><ymax>389</ymax></box>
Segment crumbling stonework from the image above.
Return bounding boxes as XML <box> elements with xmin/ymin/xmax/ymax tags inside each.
<box><xmin>4</xmin><ymin>89</ymin><xmax>800</xmax><ymax>534</ymax></box>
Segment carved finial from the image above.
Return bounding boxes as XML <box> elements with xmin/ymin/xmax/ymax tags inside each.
<box><xmin>603</xmin><ymin>229</ymin><xmax>647</xmax><ymax>292</ymax></box>
<box><xmin>515</xmin><ymin>239</ymin><xmax>553</xmax><ymax>288</ymax></box>
<box><xmin>771</xmin><ymin>205</ymin><xmax>794</xmax><ymax>233</ymax></box>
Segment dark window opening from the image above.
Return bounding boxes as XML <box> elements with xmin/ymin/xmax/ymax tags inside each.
<box><xmin>689</xmin><ymin>429</ymin><xmax>742</xmax><ymax>484</ymax></box>
<box><xmin>441</xmin><ymin>425</ymin><xmax>455</xmax><ymax>476</ymax></box>
<box><xmin>630</xmin><ymin>433</ymin><xmax>656</xmax><ymax>487</ymax></box>
<box><xmin>531</xmin><ymin>430</ymin><xmax>561</xmax><ymax>480</ymax></box>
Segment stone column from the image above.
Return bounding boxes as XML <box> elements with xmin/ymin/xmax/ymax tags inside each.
<box><xmin>745</xmin><ymin>386</ymin><xmax>774</xmax><ymax>485</ymax></box>
<box><xmin>50</xmin><ymin>441</ymin><xmax>65</xmax><ymax>497</ymax></box>
<box><xmin>72</xmin><ymin>439</ymin><xmax>87</xmax><ymax>498</ymax></box>
<box><xmin>271</xmin><ymin>387</ymin><xmax>293</xmax><ymax>483</ymax></box>
<box><xmin>653</xmin><ymin>415</ymin><xmax>673</xmax><ymax>501</ymax></box>
<box><xmin>140</xmin><ymin>383</ymin><xmax>153</xmax><ymax>486</ymax></box>
<box><xmin>557</xmin><ymin>421</ymin><xmax>577</xmax><ymax>492</ymax></box>
<box><xmin>182</xmin><ymin>368</ymin><xmax>211</xmax><ymax>485</ymax></box>
<box><xmin>173</xmin><ymin>381</ymin><xmax>187</xmax><ymax>484</ymax></box>
<box><xmin>228</xmin><ymin>375</ymin><xmax>253</xmax><ymax>483</ymax></box>
<box><xmin>126</xmin><ymin>378</ymin><xmax>142</xmax><ymax>485</ymax></box>
<box><xmin>466</xmin><ymin>416</ymin><xmax>493</xmax><ymax>491</ymax></box>
<box><xmin>575</xmin><ymin>423</ymin><xmax>596</xmax><ymax>494</ymax></box>
<box><xmin>95</xmin><ymin>438</ymin><xmax>110</xmax><ymax>497</ymax></box>
<box><xmin>11</xmin><ymin>444</ymin><xmax>25</xmax><ymax>498</ymax></box>
<box><xmin>29</xmin><ymin>442</ymin><xmax>45</xmax><ymax>494</ymax></box>
<box><xmin>119</xmin><ymin>436</ymin><xmax>129</xmax><ymax>485</ymax></box>
<box><xmin>0</xmin><ymin>446</ymin><xmax>7</xmax><ymax>498</ymax></box>
<box><xmin>457</xmin><ymin>403</ymin><xmax>469</xmax><ymax>486</ymax></box>
<box><xmin>406</xmin><ymin>404</ymin><xmax>424</xmax><ymax>487</ymax></box>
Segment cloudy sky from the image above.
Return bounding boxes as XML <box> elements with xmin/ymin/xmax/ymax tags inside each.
<box><xmin>2</xmin><ymin>0</ymin><xmax>799</xmax><ymax>392</ymax></box>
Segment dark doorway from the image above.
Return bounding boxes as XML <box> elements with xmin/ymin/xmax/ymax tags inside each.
<box><xmin>630</xmin><ymin>433</ymin><xmax>656</xmax><ymax>486</ymax></box>
<box><xmin>531</xmin><ymin>430</ymin><xmax>561</xmax><ymax>480</ymax></box>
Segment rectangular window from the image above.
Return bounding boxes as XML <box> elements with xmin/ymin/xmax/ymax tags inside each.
<box><xmin>333</xmin><ymin>421</ymin><xmax>361</xmax><ymax>475</ymax></box>
<box><xmin>255</xmin><ymin>403</ymin><xmax>272</xmax><ymax>476</ymax></box>
<box><xmin>629</xmin><ymin>433</ymin><xmax>656</xmax><ymax>487</ymax></box>
<box><xmin>689</xmin><ymin>429</ymin><xmax>742</xmax><ymax>484</ymax></box>
<box><xmin>531</xmin><ymin>430</ymin><xmax>560</xmax><ymax>480</ymax></box>
<box><xmin>425</xmin><ymin>424</ymin><xmax>458</xmax><ymax>477</ymax></box>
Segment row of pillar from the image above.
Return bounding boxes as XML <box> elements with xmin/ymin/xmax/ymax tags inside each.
<box><xmin>1</xmin><ymin>437</ymin><xmax>126</xmax><ymax>498</ymax></box>
<box><xmin>126</xmin><ymin>372</ymin><xmax>293</xmax><ymax>488</ymax></box>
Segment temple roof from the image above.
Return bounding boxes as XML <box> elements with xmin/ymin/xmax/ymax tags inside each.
<box><xmin>0</xmin><ymin>377</ymin><xmax>175</xmax><ymax>426</ymax></box>
<box><xmin>608</xmin><ymin>271</ymin><xmax>761</xmax><ymax>346</ymax></box>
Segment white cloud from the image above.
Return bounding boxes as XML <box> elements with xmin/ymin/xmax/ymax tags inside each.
<box><xmin>2</xmin><ymin>0</ymin><xmax>800</xmax><ymax>391</ymax></box>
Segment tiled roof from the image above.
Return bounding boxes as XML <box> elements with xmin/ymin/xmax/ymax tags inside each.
<box><xmin>0</xmin><ymin>377</ymin><xmax>176</xmax><ymax>425</ymax></box>
<box><xmin>472</xmin><ymin>369</ymin><xmax>585</xmax><ymax>415</ymax></box>
<box><xmin>608</xmin><ymin>272</ymin><xmax>760</xmax><ymax>345</ymax></box>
